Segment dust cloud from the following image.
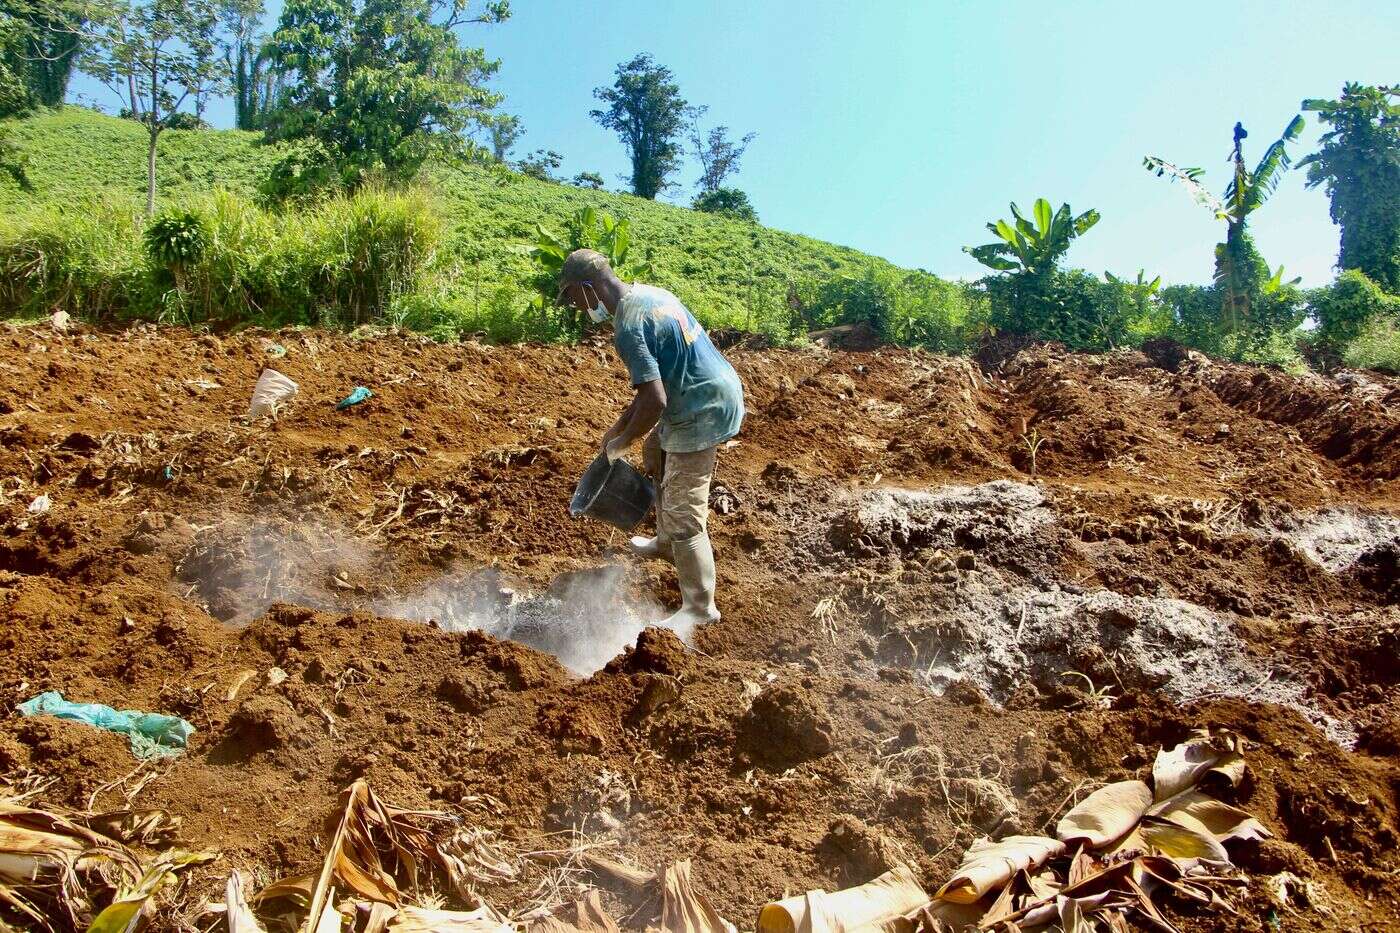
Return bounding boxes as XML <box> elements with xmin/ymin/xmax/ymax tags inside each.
<box><xmin>178</xmin><ymin>516</ymin><xmax>673</xmax><ymax>675</ymax></box>
<box><xmin>373</xmin><ymin>563</ymin><xmax>670</xmax><ymax>675</ymax></box>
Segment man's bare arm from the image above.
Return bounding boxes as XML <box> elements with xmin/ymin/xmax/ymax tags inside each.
<box><xmin>605</xmin><ymin>380</ymin><xmax>667</xmax><ymax>456</ymax></box>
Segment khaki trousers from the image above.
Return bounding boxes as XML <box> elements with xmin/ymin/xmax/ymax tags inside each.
<box><xmin>643</xmin><ymin>430</ymin><xmax>716</xmax><ymax>544</ymax></box>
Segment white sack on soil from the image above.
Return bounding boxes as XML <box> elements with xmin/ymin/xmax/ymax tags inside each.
<box><xmin>249</xmin><ymin>368</ymin><xmax>299</xmax><ymax>418</ymax></box>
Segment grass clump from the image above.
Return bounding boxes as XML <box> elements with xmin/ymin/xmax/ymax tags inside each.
<box><xmin>0</xmin><ymin>187</ymin><xmax>441</xmax><ymax>328</ymax></box>
<box><xmin>1342</xmin><ymin>318</ymin><xmax>1400</xmax><ymax>373</ymax></box>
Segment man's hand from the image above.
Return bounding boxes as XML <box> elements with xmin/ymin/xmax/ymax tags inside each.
<box><xmin>604</xmin><ymin>436</ymin><xmax>628</xmax><ymax>463</ymax></box>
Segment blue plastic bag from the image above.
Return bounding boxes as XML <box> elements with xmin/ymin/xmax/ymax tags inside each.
<box><xmin>336</xmin><ymin>386</ymin><xmax>373</xmax><ymax>410</ymax></box>
<box><xmin>17</xmin><ymin>691</ymin><xmax>194</xmax><ymax>759</ymax></box>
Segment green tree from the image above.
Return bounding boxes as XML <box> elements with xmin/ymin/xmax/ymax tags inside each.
<box><xmin>517</xmin><ymin>147</ymin><xmax>560</xmax><ymax>181</ymax></box>
<box><xmin>1</xmin><ymin>0</ymin><xmax>86</xmax><ymax>108</ymax></box>
<box><xmin>572</xmin><ymin>171</ymin><xmax>604</xmax><ymax>190</ymax></box>
<box><xmin>692</xmin><ymin>186</ymin><xmax>757</xmax><ymax>222</ymax></box>
<box><xmin>1299</xmin><ymin>84</ymin><xmax>1400</xmax><ymax>293</ymax></box>
<box><xmin>1145</xmin><ymin>116</ymin><xmax>1304</xmax><ymax>329</ymax></box>
<box><xmin>219</xmin><ymin>0</ymin><xmax>273</xmax><ymax>130</ymax></box>
<box><xmin>77</xmin><ymin>0</ymin><xmax>226</xmax><ymax>215</ymax></box>
<box><xmin>266</xmin><ymin>0</ymin><xmax>508</xmax><ymax>191</ymax></box>
<box><xmin>687</xmin><ymin>104</ymin><xmax>755</xmax><ymax>193</ymax></box>
<box><xmin>0</xmin><ymin>8</ymin><xmax>33</xmax><ymax>115</ymax></box>
<box><xmin>591</xmin><ymin>53</ymin><xmax>688</xmax><ymax>199</ymax></box>
<box><xmin>488</xmin><ymin>112</ymin><xmax>522</xmax><ymax>161</ymax></box>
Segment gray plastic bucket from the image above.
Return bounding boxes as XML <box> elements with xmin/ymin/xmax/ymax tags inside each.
<box><xmin>570</xmin><ymin>453</ymin><xmax>655</xmax><ymax>531</ymax></box>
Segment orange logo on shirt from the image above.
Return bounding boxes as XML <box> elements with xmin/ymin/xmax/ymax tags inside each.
<box><xmin>652</xmin><ymin>303</ymin><xmax>699</xmax><ymax>344</ymax></box>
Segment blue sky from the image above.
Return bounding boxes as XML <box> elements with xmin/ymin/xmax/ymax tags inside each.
<box><xmin>69</xmin><ymin>0</ymin><xmax>1400</xmax><ymax>286</ymax></box>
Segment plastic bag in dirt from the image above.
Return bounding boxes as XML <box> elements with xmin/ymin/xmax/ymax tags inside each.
<box><xmin>17</xmin><ymin>691</ymin><xmax>194</xmax><ymax>759</ymax></box>
<box><xmin>248</xmin><ymin>368</ymin><xmax>299</xmax><ymax>418</ymax></box>
<box><xmin>336</xmin><ymin>386</ymin><xmax>373</xmax><ymax>410</ymax></box>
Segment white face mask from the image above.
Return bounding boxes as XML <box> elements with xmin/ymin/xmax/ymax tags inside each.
<box><xmin>582</xmin><ymin>283</ymin><xmax>610</xmax><ymax>323</ymax></box>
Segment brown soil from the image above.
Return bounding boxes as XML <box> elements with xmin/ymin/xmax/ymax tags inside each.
<box><xmin>2</xmin><ymin>323</ymin><xmax>1398</xmax><ymax>931</ymax></box>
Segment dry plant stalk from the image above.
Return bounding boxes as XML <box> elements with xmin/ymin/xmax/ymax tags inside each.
<box><xmin>0</xmin><ymin>796</ymin><xmax>142</xmax><ymax>928</ymax></box>
<box><xmin>262</xmin><ymin>778</ymin><xmax>517</xmax><ymax>931</ymax></box>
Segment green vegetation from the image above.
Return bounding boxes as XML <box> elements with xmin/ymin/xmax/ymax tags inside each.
<box><xmin>1301</xmin><ymin>84</ymin><xmax>1400</xmax><ymax>293</ymax></box>
<box><xmin>591</xmin><ymin>54</ymin><xmax>689</xmax><ymax>200</ymax></box>
<box><xmin>691</xmin><ymin>187</ymin><xmax>757</xmax><ymax>223</ymax></box>
<box><xmin>263</xmin><ymin>0</ymin><xmax>505</xmax><ymax>194</ymax></box>
<box><xmin>1341</xmin><ymin>318</ymin><xmax>1400</xmax><ymax>374</ymax></box>
<box><xmin>1309</xmin><ymin>269</ymin><xmax>1400</xmax><ymax>346</ymax></box>
<box><xmin>0</xmin><ymin>185</ymin><xmax>438</xmax><ymax>326</ymax></box>
<box><xmin>1146</xmin><ymin>117</ymin><xmax>1304</xmax><ymax>332</ymax></box>
<box><xmin>0</xmin><ymin>107</ymin><xmax>957</xmax><ymax>345</ymax></box>
<box><xmin>3</xmin><ymin>75</ymin><xmax>1400</xmax><ymax>377</ymax></box>
<box><xmin>0</xmin><ymin>1</ymin><xmax>83</xmax><ymax>113</ymax></box>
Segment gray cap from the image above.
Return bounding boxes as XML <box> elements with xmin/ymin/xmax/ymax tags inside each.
<box><xmin>555</xmin><ymin>249</ymin><xmax>612</xmax><ymax>302</ymax></box>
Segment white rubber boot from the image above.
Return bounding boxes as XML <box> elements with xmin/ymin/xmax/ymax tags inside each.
<box><xmin>629</xmin><ymin>535</ymin><xmax>673</xmax><ymax>562</ymax></box>
<box><xmin>662</xmin><ymin>533</ymin><xmax>720</xmax><ymax>629</ymax></box>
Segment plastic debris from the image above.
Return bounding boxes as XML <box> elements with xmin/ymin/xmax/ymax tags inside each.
<box><xmin>16</xmin><ymin>691</ymin><xmax>195</xmax><ymax>759</ymax></box>
<box><xmin>27</xmin><ymin>494</ymin><xmax>51</xmax><ymax>514</ymax></box>
<box><xmin>51</xmin><ymin>310</ymin><xmax>72</xmax><ymax>332</ymax></box>
<box><xmin>337</xmin><ymin>386</ymin><xmax>374</xmax><ymax>410</ymax></box>
<box><xmin>249</xmin><ymin>368</ymin><xmax>299</xmax><ymax>418</ymax></box>
<box><xmin>162</xmin><ymin>465</ymin><xmax>175</xmax><ymax>482</ymax></box>
<box><xmin>265</xmin><ymin>342</ymin><xmax>287</xmax><ymax>357</ymax></box>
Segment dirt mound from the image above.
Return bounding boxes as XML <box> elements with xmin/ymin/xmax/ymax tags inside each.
<box><xmin>1</xmin><ymin>323</ymin><xmax>1398</xmax><ymax>930</ymax></box>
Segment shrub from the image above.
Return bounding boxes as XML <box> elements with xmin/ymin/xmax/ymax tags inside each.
<box><xmin>262</xmin><ymin>139</ymin><xmax>345</xmax><ymax>204</ymax></box>
<box><xmin>1342</xmin><ymin>318</ymin><xmax>1400</xmax><ymax>373</ymax></box>
<box><xmin>145</xmin><ymin>207</ymin><xmax>210</xmax><ymax>270</ymax></box>
<box><xmin>1161</xmin><ymin>284</ymin><xmax>1225</xmax><ymax>356</ymax></box>
<box><xmin>1308</xmin><ymin>269</ymin><xmax>1400</xmax><ymax>346</ymax></box>
<box><xmin>796</xmin><ymin>266</ymin><xmax>984</xmax><ymax>353</ymax></box>
<box><xmin>305</xmin><ymin>188</ymin><xmax>440</xmax><ymax>325</ymax></box>
<box><xmin>692</xmin><ymin>188</ymin><xmax>758</xmax><ymax>223</ymax></box>
<box><xmin>981</xmin><ymin>269</ymin><xmax>1169</xmax><ymax>351</ymax></box>
<box><xmin>390</xmin><ymin>281</ymin><xmax>571</xmax><ymax>344</ymax></box>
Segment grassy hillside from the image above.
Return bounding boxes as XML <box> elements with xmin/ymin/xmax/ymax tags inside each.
<box><xmin>0</xmin><ymin>107</ymin><xmax>281</xmax><ymax>208</ymax></box>
<box><xmin>0</xmin><ymin>107</ymin><xmax>942</xmax><ymax>339</ymax></box>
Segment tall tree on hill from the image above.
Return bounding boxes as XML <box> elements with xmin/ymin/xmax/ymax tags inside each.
<box><xmin>219</xmin><ymin>0</ymin><xmax>272</xmax><ymax>130</ymax></box>
<box><xmin>687</xmin><ymin>104</ymin><xmax>755</xmax><ymax>193</ymax></box>
<box><xmin>265</xmin><ymin>0</ymin><xmax>508</xmax><ymax>190</ymax></box>
<box><xmin>1</xmin><ymin>0</ymin><xmax>87</xmax><ymax>108</ymax></box>
<box><xmin>1300</xmin><ymin>84</ymin><xmax>1400</xmax><ymax>293</ymax></box>
<box><xmin>488</xmin><ymin>112</ymin><xmax>523</xmax><ymax>161</ymax></box>
<box><xmin>75</xmin><ymin>0</ymin><xmax>226</xmax><ymax>215</ymax></box>
<box><xmin>591</xmin><ymin>54</ymin><xmax>688</xmax><ymax>199</ymax></box>
<box><xmin>0</xmin><ymin>9</ymin><xmax>32</xmax><ymax>115</ymax></box>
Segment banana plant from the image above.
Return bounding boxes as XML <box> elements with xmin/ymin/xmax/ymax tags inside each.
<box><xmin>523</xmin><ymin>206</ymin><xmax>646</xmax><ymax>281</ymax></box>
<box><xmin>1105</xmin><ymin>269</ymin><xmax>1162</xmax><ymax>293</ymax></box>
<box><xmin>964</xmin><ymin>198</ymin><xmax>1101</xmax><ymax>277</ymax></box>
<box><xmin>1144</xmin><ymin>115</ymin><xmax>1305</xmax><ymax>330</ymax></box>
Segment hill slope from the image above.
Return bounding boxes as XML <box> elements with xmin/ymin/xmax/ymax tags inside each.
<box><xmin>0</xmin><ymin>108</ymin><xmax>922</xmax><ymax>331</ymax></box>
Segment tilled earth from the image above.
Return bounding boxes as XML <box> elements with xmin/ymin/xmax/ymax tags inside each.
<box><xmin>1</xmin><ymin>322</ymin><xmax>1398</xmax><ymax>931</ymax></box>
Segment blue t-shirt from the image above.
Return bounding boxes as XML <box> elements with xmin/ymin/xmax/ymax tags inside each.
<box><xmin>613</xmin><ymin>284</ymin><xmax>745</xmax><ymax>453</ymax></box>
